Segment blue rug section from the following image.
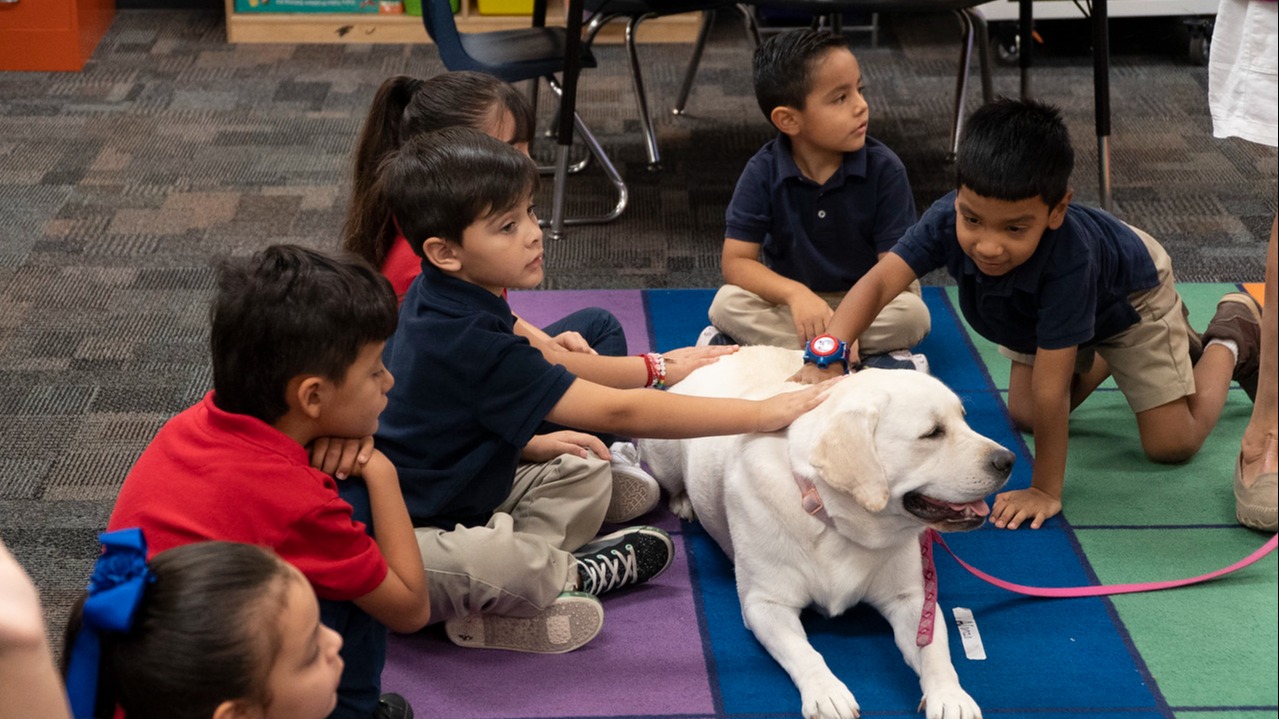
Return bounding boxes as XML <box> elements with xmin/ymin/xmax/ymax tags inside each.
<box><xmin>646</xmin><ymin>287</ymin><xmax>1162</xmax><ymax>718</ymax></box>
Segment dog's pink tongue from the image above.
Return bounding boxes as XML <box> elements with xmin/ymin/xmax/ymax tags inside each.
<box><xmin>947</xmin><ymin>499</ymin><xmax>990</xmax><ymax>517</ymax></box>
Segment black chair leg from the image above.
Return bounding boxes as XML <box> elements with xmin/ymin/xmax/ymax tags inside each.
<box><xmin>673</xmin><ymin>9</ymin><xmax>718</xmax><ymax>116</ymax></box>
<box><xmin>624</xmin><ymin>14</ymin><xmax>662</xmax><ymax>169</ymax></box>
<box><xmin>948</xmin><ymin>8</ymin><xmax>977</xmax><ymax>160</ymax></box>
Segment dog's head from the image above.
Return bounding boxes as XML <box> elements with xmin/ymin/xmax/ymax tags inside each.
<box><xmin>787</xmin><ymin>369</ymin><xmax>1014</xmax><ymax>532</ymax></box>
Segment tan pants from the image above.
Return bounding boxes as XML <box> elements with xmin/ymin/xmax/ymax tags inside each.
<box><xmin>415</xmin><ymin>451</ymin><xmax>610</xmax><ymax>624</ymax></box>
<box><xmin>707</xmin><ymin>281</ymin><xmax>930</xmax><ymax>353</ymax></box>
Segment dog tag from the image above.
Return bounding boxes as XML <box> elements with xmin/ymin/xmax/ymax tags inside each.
<box><xmin>952</xmin><ymin>607</ymin><xmax>987</xmax><ymax>660</ymax></box>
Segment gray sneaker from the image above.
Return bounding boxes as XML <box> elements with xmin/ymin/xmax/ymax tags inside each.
<box><xmin>606</xmin><ymin>441</ymin><xmax>660</xmax><ymax>523</ymax></box>
<box><xmin>575</xmin><ymin>526</ymin><xmax>673</xmax><ymax>596</ymax></box>
<box><xmin>444</xmin><ymin>592</ymin><xmax>603</xmax><ymax>654</ymax></box>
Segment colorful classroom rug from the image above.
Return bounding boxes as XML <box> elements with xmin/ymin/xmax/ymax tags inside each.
<box><xmin>383</xmin><ymin>285</ymin><xmax>1277</xmax><ymax>719</ymax></box>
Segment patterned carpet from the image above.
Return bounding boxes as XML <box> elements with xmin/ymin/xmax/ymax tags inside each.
<box><xmin>0</xmin><ymin>5</ymin><xmax>1275</xmax><ymax>694</ymax></box>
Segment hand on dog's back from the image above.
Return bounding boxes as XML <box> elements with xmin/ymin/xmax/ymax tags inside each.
<box><xmin>753</xmin><ymin>377</ymin><xmax>841</xmax><ymax>432</ymax></box>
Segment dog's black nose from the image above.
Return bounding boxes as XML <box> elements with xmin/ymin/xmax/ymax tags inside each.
<box><xmin>990</xmin><ymin>448</ymin><xmax>1015</xmax><ymax>477</ymax></box>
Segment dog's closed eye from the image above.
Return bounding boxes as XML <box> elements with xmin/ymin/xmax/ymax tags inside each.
<box><xmin>921</xmin><ymin>424</ymin><xmax>946</xmax><ymax>439</ymax></box>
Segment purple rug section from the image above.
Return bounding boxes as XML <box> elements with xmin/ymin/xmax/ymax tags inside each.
<box><xmin>383</xmin><ymin>511</ymin><xmax>712</xmax><ymax>718</ymax></box>
<box><xmin>508</xmin><ymin>289</ymin><xmax>651</xmax><ymax>355</ymax></box>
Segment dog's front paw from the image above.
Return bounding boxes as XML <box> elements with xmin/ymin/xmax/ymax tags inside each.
<box><xmin>800</xmin><ymin>677</ymin><xmax>859</xmax><ymax>719</ymax></box>
<box><xmin>668</xmin><ymin>492</ymin><xmax>697</xmax><ymax>521</ymax></box>
<box><xmin>919</xmin><ymin>686</ymin><xmax>980</xmax><ymax>719</ymax></box>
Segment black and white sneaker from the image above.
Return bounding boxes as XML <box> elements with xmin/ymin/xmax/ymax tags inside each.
<box><xmin>574</xmin><ymin>526</ymin><xmax>673</xmax><ymax>596</ymax></box>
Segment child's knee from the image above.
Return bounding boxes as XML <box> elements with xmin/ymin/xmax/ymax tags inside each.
<box><xmin>1140</xmin><ymin>435</ymin><xmax>1199</xmax><ymax>464</ymax></box>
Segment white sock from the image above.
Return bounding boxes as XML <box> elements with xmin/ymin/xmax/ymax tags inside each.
<box><xmin>1206</xmin><ymin>338</ymin><xmax>1239</xmax><ymax>365</ymax></box>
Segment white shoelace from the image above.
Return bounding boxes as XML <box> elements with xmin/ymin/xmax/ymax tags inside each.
<box><xmin>579</xmin><ymin>545</ymin><xmax>638</xmax><ymax>595</ymax></box>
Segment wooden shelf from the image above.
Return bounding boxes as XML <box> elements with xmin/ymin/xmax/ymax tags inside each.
<box><xmin>224</xmin><ymin>0</ymin><xmax>702</xmax><ymax>44</ymax></box>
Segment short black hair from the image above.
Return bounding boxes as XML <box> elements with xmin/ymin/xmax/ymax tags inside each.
<box><xmin>955</xmin><ymin>97</ymin><xmax>1074</xmax><ymax>207</ymax></box>
<box><xmin>210</xmin><ymin>244</ymin><xmax>397</xmax><ymax>424</ymax></box>
<box><xmin>752</xmin><ymin>29</ymin><xmax>853</xmax><ymax>125</ymax></box>
<box><xmin>378</xmin><ymin>126</ymin><xmax>539</xmax><ymax>253</ymax></box>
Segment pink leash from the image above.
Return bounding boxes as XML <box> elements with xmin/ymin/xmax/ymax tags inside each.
<box><xmin>925</xmin><ymin>528</ymin><xmax>1277</xmax><ymax>598</ymax></box>
<box><xmin>792</xmin><ymin>475</ymin><xmax>1278</xmax><ymax>646</ymax></box>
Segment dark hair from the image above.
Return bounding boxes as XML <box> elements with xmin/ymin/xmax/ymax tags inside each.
<box><xmin>377</xmin><ymin>126</ymin><xmax>539</xmax><ymax>253</ymax></box>
<box><xmin>62</xmin><ymin>542</ymin><xmax>294</xmax><ymax>719</ymax></box>
<box><xmin>210</xmin><ymin>244</ymin><xmax>397</xmax><ymax>423</ymax></box>
<box><xmin>752</xmin><ymin>29</ymin><xmax>853</xmax><ymax>125</ymax></box>
<box><xmin>343</xmin><ymin>72</ymin><xmax>536</xmax><ymax>268</ymax></box>
<box><xmin>955</xmin><ymin>97</ymin><xmax>1074</xmax><ymax>207</ymax></box>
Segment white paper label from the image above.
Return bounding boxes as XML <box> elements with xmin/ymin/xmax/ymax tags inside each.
<box><xmin>952</xmin><ymin>607</ymin><xmax>987</xmax><ymax>660</ymax></box>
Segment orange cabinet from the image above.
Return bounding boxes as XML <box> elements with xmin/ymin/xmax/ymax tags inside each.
<box><xmin>0</xmin><ymin>0</ymin><xmax>115</xmax><ymax>71</ymax></box>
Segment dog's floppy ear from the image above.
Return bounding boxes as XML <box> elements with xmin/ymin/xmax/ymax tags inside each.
<box><xmin>809</xmin><ymin>403</ymin><xmax>890</xmax><ymax>512</ymax></box>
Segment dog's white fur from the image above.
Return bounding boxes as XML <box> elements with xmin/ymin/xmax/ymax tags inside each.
<box><xmin>641</xmin><ymin>346</ymin><xmax>1013</xmax><ymax>719</ymax></box>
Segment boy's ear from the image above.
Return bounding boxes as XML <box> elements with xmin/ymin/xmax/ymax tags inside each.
<box><xmin>212</xmin><ymin>699</ymin><xmax>259</xmax><ymax>719</ymax></box>
<box><xmin>285</xmin><ymin>374</ymin><xmax>325</xmax><ymax>421</ymax></box>
<box><xmin>422</xmin><ymin>236</ymin><xmax>462</xmax><ymax>273</ymax></box>
<box><xmin>770</xmin><ymin>106</ymin><xmax>801</xmax><ymax>137</ymax></box>
<box><xmin>1046</xmin><ymin>189</ymin><xmax>1073</xmax><ymax>230</ymax></box>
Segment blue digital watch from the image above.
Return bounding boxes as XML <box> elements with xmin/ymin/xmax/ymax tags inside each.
<box><xmin>802</xmin><ymin>333</ymin><xmax>850</xmax><ymax>372</ymax></box>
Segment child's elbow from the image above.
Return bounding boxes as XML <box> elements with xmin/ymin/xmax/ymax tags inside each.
<box><xmin>386</xmin><ymin>600</ymin><xmax>431</xmax><ymax>634</ymax></box>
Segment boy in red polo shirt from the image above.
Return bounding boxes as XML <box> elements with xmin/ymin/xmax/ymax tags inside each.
<box><xmin>108</xmin><ymin>245</ymin><xmax>428</xmax><ymax>719</ymax></box>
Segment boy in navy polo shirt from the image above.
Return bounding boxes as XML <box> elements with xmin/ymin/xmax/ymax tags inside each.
<box><xmin>701</xmin><ymin>29</ymin><xmax>929</xmax><ymax>371</ymax></box>
<box><xmin>793</xmin><ymin>98</ymin><xmax>1262</xmax><ymax>531</ymax></box>
<box><xmin>376</xmin><ymin>127</ymin><xmax>832</xmax><ymax>655</ymax></box>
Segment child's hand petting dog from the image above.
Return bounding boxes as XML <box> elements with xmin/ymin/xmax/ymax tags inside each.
<box><xmin>992</xmin><ymin>487</ymin><xmax>1062</xmax><ymax>529</ymax></box>
<box><xmin>521</xmin><ymin>431</ymin><xmax>609</xmax><ymax>463</ymax></box>
<box><xmin>309</xmin><ymin>435</ymin><xmax>374</xmax><ymax>480</ymax></box>
<box><xmin>753</xmin><ymin>377</ymin><xmax>840</xmax><ymax>432</ymax></box>
<box><xmin>663</xmin><ymin>345</ymin><xmax>739</xmax><ymax>386</ymax></box>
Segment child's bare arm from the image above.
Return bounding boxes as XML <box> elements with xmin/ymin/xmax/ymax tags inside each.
<box><xmin>543</xmin><ymin>346</ymin><xmax>738</xmax><ymax>389</ymax></box>
<box><xmin>544</xmin><ymin>377</ymin><xmax>836</xmax><ymax>439</ymax></box>
<box><xmin>993</xmin><ymin>347</ymin><xmax>1075</xmax><ymax>529</ymax></box>
<box><xmin>723</xmin><ymin>238</ymin><xmax>831</xmax><ymax>343</ymax></box>
<box><xmin>791</xmin><ymin>254</ymin><xmax>918</xmax><ymax>384</ymax></box>
<box><xmin>351</xmin><ymin>451</ymin><xmax>431</xmax><ymax>633</ymax></box>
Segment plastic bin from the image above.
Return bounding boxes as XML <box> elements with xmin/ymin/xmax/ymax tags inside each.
<box><xmin>475</xmin><ymin>0</ymin><xmax>532</xmax><ymax>15</ymax></box>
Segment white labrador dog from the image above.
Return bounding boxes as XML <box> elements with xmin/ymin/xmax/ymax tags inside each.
<box><xmin>641</xmin><ymin>346</ymin><xmax>1013</xmax><ymax>719</ymax></box>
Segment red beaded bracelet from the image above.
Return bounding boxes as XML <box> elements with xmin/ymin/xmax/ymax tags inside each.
<box><xmin>640</xmin><ymin>352</ymin><xmax>667</xmax><ymax>390</ymax></box>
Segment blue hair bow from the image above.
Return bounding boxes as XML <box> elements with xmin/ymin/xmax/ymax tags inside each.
<box><xmin>65</xmin><ymin>528</ymin><xmax>154</xmax><ymax>718</ymax></box>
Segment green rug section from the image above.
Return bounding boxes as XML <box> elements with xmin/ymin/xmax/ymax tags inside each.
<box><xmin>1176</xmin><ymin>706</ymin><xmax>1279</xmax><ymax>711</ymax></box>
<box><xmin>950</xmin><ymin>282</ymin><xmax>1276</xmax><ymax>714</ymax></box>
<box><xmin>1054</xmin><ymin>391</ymin><xmax>1252</xmax><ymax>527</ymax></box>
<box><xmin>1076</xmin><ymin>529</ymin><xmax>1278</xmax><ymax>709</ymax></box>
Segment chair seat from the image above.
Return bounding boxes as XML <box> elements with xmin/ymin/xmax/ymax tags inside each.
<box><xmin>585</xmin><ymin>0</ymin><xmax>729</xmax><ymax>16</ymax></box>
<box><xmin>458</xmin><ymin>27</ymin><xmax>598</xmax><ymax>84</ymax></box>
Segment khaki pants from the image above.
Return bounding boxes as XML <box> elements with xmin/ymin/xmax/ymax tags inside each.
<box><xmin>415</xmin><ymin>451</ymin><xmax>610</xmax><ymax>624</ymax></box>
<box><xmin>707</xmin><ymin>281</ymin><xmax>930</xmax><ymax>353</ymax></box>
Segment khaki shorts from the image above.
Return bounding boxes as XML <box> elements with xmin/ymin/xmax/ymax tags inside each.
<box><xmin>999</xmin><ymin>226</ymin><xmax>1197</xmax><ymax>413</ymax></box>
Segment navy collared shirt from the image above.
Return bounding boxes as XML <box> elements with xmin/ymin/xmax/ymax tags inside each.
<box><xmin>724</xmin><ymin>134</ymin><xmax>916</xmax><ymax>292</ymax></box>
<box><xmin>376</xmin><ymin>264</ymin><xmax>576</xmax><ymax>528</ymax></box>
<box><xmin>892</xmin><ymin>191</ymin><xmax>1160</xmax><ymax>354</ymax></box>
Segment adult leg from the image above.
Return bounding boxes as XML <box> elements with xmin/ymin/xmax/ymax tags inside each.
<box><xmin>1237</xmin><ymin>216</ymin><xmax>1278</xmax><ymax>529</ymax></box>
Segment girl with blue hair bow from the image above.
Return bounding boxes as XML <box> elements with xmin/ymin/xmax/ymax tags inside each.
<box><xmin>58</xmin><ymin>529</ymin><xmax>345</xmax><ymax>719</ymax></box>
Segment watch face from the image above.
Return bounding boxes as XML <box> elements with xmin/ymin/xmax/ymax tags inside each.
<box><xmin>812</xmin><ymin>336</ymin><xmax>838</xmax><ymax>356</ymax></box>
